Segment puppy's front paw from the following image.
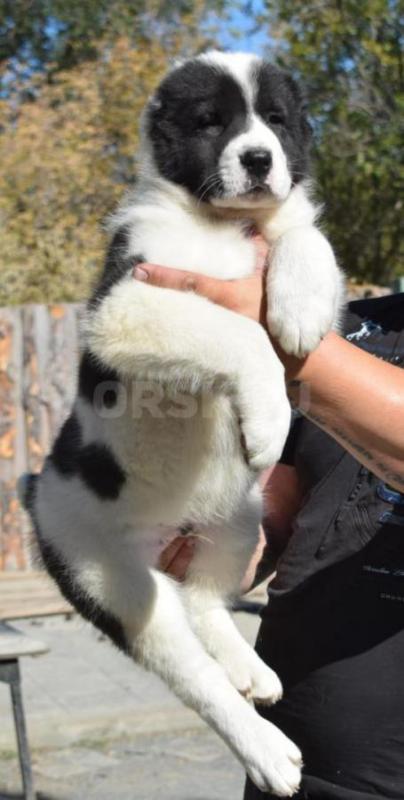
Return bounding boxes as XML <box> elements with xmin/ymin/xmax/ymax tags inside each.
<box><xmin>242</xmin><ymin>398</ymin><xmax>291</xmax><ymax>472</ymax></box>
<box><xmin>265</xmin><ymin>226</ymin><xmax>342</xmax><ymax>357</ymax></box>
<box><xmin>267</xmin><ymin>293</ymin><xmax>335</xmax><ymax>357</ymax></box>
<box><xmin>246</xmin><ymin>719</ymin><xmax>302</xmax><ymax>797</ymax></box>
<box><xmin>219</xmin><ymin>649</ymin><xmax>283</xmax><ymax>705</ymax></box>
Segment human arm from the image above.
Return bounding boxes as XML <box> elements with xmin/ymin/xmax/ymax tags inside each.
<box><xmin>284</xmin><ymin>333</ymin><xmax>404</xmax><ymax>492</ymax></box>
<box><xmin>240</xmin><ymin>462</ymin><xmax>303</xmax><ymax>592</ymax></box>
<box><xmin>136</xmin><ymin>261</ymin><xmax>404</xmax><ymax>492</ymax></box>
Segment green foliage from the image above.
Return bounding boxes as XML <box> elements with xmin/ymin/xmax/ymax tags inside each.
<box><xmin>0</xmin><ymin>0</ymin><xmax>220</xmax><ymax>77</ymax></box>
<box><xmin>262</xmin><ymin>0</ymin><xmax>404</xmax><ymax>283</ymax></box>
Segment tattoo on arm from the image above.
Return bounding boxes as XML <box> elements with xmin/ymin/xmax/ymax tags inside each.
<box><xmin>287</xmin><ymin>379</ymin><xmax>404</xmax><ymax>487</ymax></box>
<box><xmin>303</xmin><ymin>407</ymin><xmax>404</xmax><ymax>489</ymax></box>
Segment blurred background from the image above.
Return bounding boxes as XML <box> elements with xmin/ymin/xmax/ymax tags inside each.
<box><xmin>0</xmin><ymin>0</ymin><xmax>402</xmax><ymax>308</ymax></box>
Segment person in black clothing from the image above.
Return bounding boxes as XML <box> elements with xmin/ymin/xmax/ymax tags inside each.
<box><xmin>242</xmin><ymin>292</ymin><xmax>404</xmax><ymax>800</ymax></box>
<box><xmin>133</xmin><ymin>246</ymin><xmax>404</xmax><ymax>799</ymax></box>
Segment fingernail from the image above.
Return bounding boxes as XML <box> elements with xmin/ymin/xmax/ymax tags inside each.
<box><xmin>134</xmin><ymin>266</ymin><xmax>149</xmax><ymax>281</ymax></box>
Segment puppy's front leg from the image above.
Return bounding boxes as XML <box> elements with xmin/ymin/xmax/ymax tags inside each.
<box><xmin>265</xmin><ymin>226</ymin><xmax>344</xmax><ymax>357</ymax></box>
<box><xmin>85</xmin><ymin>277</ymin><xmax>291</xmax><ymax>470</ymax></box>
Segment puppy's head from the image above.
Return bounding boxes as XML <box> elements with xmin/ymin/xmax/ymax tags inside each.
<box><xmin>143</xmin><ymin>51</ymin><xmax>311</xmax><ymax>209</ymax></box>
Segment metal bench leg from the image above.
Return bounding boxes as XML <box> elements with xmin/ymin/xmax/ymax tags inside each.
<box><xmin>0</xmin><ymin>659</ymin><xmax>36</xmax><ymax>800</ymax></box>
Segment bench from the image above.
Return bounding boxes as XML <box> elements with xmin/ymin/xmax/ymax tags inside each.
<box><xmin>0</xmin><ymin>571</ymin><xmax>73</xmax><ymax>800</ymax></box>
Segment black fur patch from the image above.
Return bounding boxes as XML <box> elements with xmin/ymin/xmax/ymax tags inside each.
<box><xmin>148</xmin><ymin>61</ymin><xmax>248</xmax><ymax>200</ymax></box>
<box><xmin>20</xmin><ymin>472</ymin><xmax>38</xmax><ymax>512</ymax></box>
<box><xmin>78</xmin><ymin>350</ymin><xmax>120</xmax><ymax>408</ymax></box>
<box><xmin>38</xmin><ymin>538</ymin><xmax>129</xmax><ymax>654</ymax></box>
<box><xmin>51</xmin><ymin>414</ymin><xmax>82</xmax><ymax>475</ymax></box>
<box><xmin>89</xmin><ymin>226</ymin><xmax>144</xmax><ymax>308</ymax></box>
<box><xmin>77</xmin><ymin>443</ymin><xmax>126</xmax><ymax>500</ymax></box>
<box><xmin>50</xmin><ymin>408</ymin><xmax>125</xmax><ymax>500</ymax></box>
<box><xmin>254</xmin><ymin>62</ymin><xmax>312</xmax><ymax>186</ymax></box>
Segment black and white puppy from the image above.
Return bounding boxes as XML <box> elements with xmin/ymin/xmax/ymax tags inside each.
<box><xmin>22</xmin><ymin>52</ymin><xmax>343</xmax><ymax>797</ymax></box>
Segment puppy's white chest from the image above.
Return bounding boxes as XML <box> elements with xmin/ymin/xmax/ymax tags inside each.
<box><xmin>128</xmin><ymin>208</ymin><xmax>256</xmax><ymax>279</ymax></box>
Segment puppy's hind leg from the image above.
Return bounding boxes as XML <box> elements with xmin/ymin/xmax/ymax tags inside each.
<box><xmin>104</xmin><ymin>554</ymin><xmax>301</xmax><ymax>797</ymax></box>
<box><xmin>183</xmin><ymin>489</ymin><xmax>283</xmax><ymax>706</ymax></box>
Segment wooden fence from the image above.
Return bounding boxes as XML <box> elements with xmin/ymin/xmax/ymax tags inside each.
<box><xmin>0</xmin><ymin>304</ymin><xmax>83</xmax><ymax>571</ymax></box>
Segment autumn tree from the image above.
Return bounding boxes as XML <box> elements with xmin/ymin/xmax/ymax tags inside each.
<box><xmin>2</xmin><ymin>0</ymin><xmax>401</xmax><ymax>302</ymax></box>
<box><xmin>0</xmin><ymin>0</ymin><xmax>223</xmax><ymax>304</ymax></box>
<box><xmin>259</xmin><ymin>0</ymin><xmax>403</xmax><ymax>284</ymax></box>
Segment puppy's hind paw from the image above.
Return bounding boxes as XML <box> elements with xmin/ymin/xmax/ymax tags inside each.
<box><xmin>246</xmin><ymin>720</ymin><xmax>302</xmax><ymax>797</ymax></box>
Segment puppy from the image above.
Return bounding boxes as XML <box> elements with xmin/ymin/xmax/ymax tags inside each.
<box><xmin>21</xmin><ymin>51</ymin><xmax>343</xmax><ymax>796</ymax></box>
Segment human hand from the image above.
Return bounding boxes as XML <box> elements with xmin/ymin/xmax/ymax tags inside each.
<box><xmin>133</xmin><ymin>235</ymin><xmax>269</xmax><ymax>327</ymax></box>
<box><xmin>157</xmin><ymin>536</ymin><xmax>197</xmax><ymax>581</ymax></box>
<box><xmin>158</xmin><ymin>526</ymin><xmax>269</xmax><ymax>591</ymax></box>
<box><xmin>157</xmin><ymin>515</ymin><xmax>270</xmax><ymax>590</ymax></box>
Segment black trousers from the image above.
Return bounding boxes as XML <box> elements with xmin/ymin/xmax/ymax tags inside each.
<box><xmin>243</xmin><ymin>774</ymin><xmax>392</xmax><ymax>800</ymax></box>
<box><xmin>242</xmin><ymin>600</ymin><xmax>402</xmax><ymax>800</ymax></box>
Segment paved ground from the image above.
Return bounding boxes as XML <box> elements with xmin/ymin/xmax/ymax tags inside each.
<box><xmin>0</xmin><ymin>728</ymin><xmax>245</xmax><ymax>800</ymax></box>
<box><xmin>0</xmin><ymin>607</ymin><xmax>263</xmax><ymax>799</ymax></box>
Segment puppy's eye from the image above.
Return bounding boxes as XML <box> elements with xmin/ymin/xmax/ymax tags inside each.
<box><xmin>265</xmin><ymin>111</ymin><xmax>285</xmax><ymax>126</ymax></box>
<box><xmin>196</xmin><ymin>112</ymin><xmax>223</xmax><ymax>135</ymax></box>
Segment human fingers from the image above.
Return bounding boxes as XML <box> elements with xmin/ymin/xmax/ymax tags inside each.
<box><xmin>157</xmin><ymin>536</ymin><xmax>197</xmax><ymax>581</ymax></box>
<box><xmin>134</xmin><ymin>263</ymin><xmax>227</xmax><ymax>304</ymax></box>
<box><xmin>134</xmin><ymin>262</ymin><xmax>266</xmax><ymax>324</ymax></box>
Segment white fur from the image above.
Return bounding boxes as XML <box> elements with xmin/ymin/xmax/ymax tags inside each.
<box><xmin>34</xmin><ymin>51</ymin><xmax>346</xmax><ymax>797</ymax></box>
<box><xmin>200</xmin><ymin>50</ymin><xmax>260</xmax><ymax>106</ymax></box>
<box><xmin>214</xmin><ymin>115</ymin><xmax>291</xmax><ymax>205</ymax></box>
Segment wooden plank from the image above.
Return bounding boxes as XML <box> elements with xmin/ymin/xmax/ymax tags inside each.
<box><xmin>48</xmin><ymin>304</ymin><xmax>80</xmax><ymax>432</ymax></box>
<box><xmin>0</xmin><ymin>621</ymin><xmax>48</xmax><ymax>659</ymax></box>
<box><xmin>0</xmin><ymin>572</ymin><xmax>58</xmax><ymax>581</ymax></box>
<box><xmin>0</xmin><ymin>572</ymin><xmax>73</xmax><ymax>620</ymax></box>
<box><xmin>0</xmin><ymin>600</ymin><xmax>72</xmax><ymax>621</ymax></box>
<box><xmin>0</xmin><ymin>585</ymin><xmax>65</xmax><ymax>598</ymax></box>
<box><xmin>23</xmin><ymin>304</ymin><xmax>52</xmax><ymax>473</ymax></box>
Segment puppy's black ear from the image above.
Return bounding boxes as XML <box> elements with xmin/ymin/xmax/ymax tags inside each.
<box><xmin>284</xmin><ymin>73</ymin><xmax>312</xmax><ymax>141</ymax></box>
<box><xmin>148</xmin><ymin>95</ymin><xmax>162</xmax><ymax>113</ymax></box>
<box><xmin>300</xmin><ymin>101</ymin><xmax>313</xmax><ymax>141</ymax></box>
<box><xmin>146</xmin><ymin>92</ymin><xmax>165</xmax><ymax>137</ymax></box>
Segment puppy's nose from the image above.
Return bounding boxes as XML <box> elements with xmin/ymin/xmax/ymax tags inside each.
<box><xmin>240</xmin><ymin>148</ymin><xmax>272</xmax><ymax>178</ymax></box>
